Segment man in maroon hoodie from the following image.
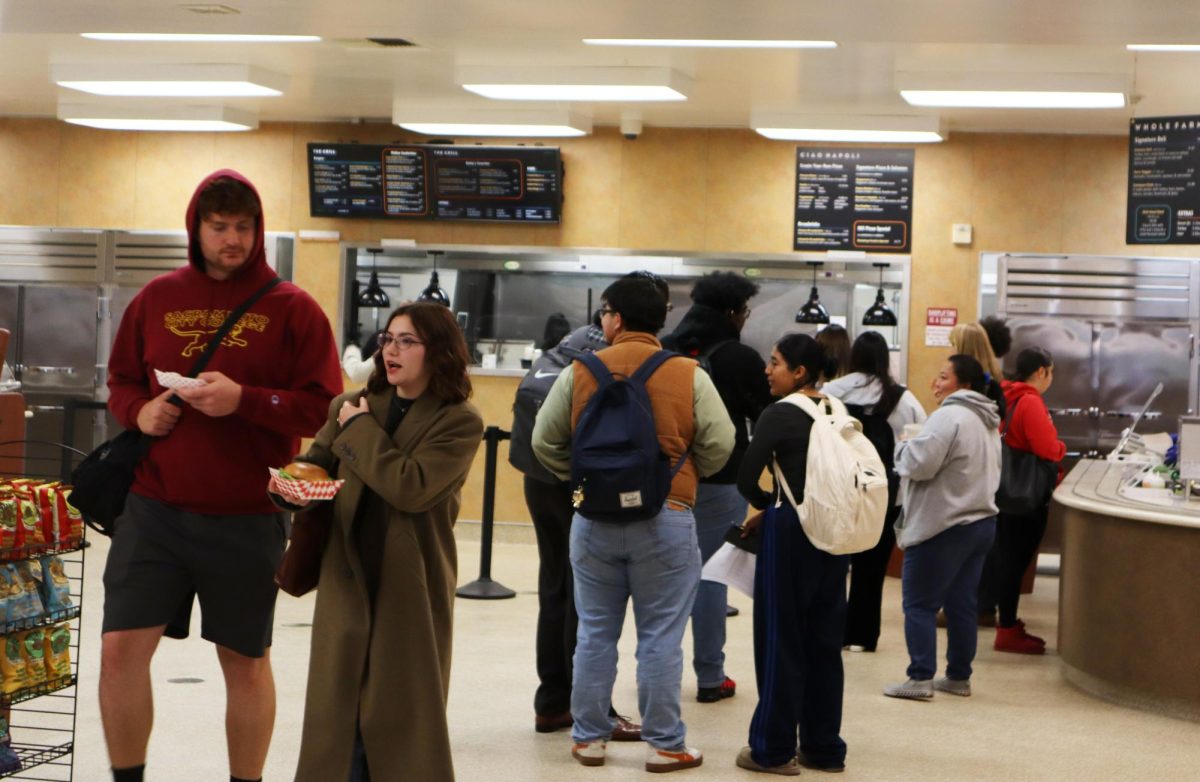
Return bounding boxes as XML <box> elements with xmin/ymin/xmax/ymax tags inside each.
<box><xmin>99</xmin><ymin>171</ymin><xmax>343</xmax><ymax>782</ymax></box>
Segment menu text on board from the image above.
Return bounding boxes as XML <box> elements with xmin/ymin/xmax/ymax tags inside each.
<box><xmin>1127</xmin><ymin>116</ymin><xmax>1200</xmax><ymax>244</ymax></box>
<box><xmin>794</xmin><ymin>147</ymin><xmax>914</xmax><ymax>253</ymax></box>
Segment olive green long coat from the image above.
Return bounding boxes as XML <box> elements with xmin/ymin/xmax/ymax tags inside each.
<box><xmin>292</xmin><ymin>388</ymin><xmax>483</xmax><ymax>782</ymax></box>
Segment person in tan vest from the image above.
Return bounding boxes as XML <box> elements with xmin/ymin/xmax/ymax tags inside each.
<box><xmin>533</xmin><ymin>275</ymin><xmax>734</xmax><ymax>773</ymax></box>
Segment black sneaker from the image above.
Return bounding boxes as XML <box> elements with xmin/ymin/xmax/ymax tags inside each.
<box><xmin>696</xmin><ymin>676</ymin><xmax>736</xmax><ymax>703</ymax></box>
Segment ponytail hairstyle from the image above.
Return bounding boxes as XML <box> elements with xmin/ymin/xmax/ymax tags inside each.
<box><xmin>776</xmin><ymin>332</ymin><xmax>840</xmax><ymax>390</ymax></box>
<box><xmin>849</xmin><ymin>331</ymin><xmax>904</xmax><ymax>417</ymax></box>
<box><xmin>1014</xmin><ymin>346</ymin><xmax>1053</xmax><ymax>382</ymax></box>
<box><xmin>948</xmin><ymin>353</ymin><xmax>1005</xmax><ymax>409</ymax></box>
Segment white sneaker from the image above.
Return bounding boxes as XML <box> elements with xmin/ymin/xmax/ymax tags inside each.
<box><xmin>645</xmin><ymin>745</ymin><xmax>703</xmax><ymax>773</ymax></box>
<box><xmin>572</xmin><ymin>740</ymin><xmax>607</xmax><ymax>767</ymax></box>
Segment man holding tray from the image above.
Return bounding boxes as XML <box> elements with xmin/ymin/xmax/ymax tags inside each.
<box><xmin>98</xmin><ymin>170</ymin><xmax>342</xmax><ymax>782</ymax></box>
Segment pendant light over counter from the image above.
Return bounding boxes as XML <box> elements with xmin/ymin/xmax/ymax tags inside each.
<box><xmin>417</xmin><ymin>251</ymin><xmax>451</xmax><ymax>306</ymax></box>
<box><xmin>357</xmin><ymin>248</ymin><xmax>390</xmax><ymax>308</ymax></box>
<box><xmin>795</xmin><ymin>261</ymin><xmax>830</xmax><ymax>324</ymax></box>
<box><xmin>862</xmin><ymin>262</ymin><xmax>899</xmax><ymax>327</ymax></box>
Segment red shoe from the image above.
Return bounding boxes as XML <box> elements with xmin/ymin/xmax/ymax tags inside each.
<box><xmin>1014</xmin><ymin>619</ymin><xmax>1046</xmax><ymax>647</ymax></box>
<box><xmin>696</xmin><ymin>676</ymin><xmax>736</xmax><ymax>703</ymax></box>
<box><xmin>995</xmin><ymin>624</ymin><xmax>1045</xmax><ymax>655</ymax></box>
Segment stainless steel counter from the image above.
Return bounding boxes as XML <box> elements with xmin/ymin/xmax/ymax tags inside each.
<box><xmin>1054</xmin><ymin>458</ymin><xmax>1200</xmax><ymax>529</ymax></box>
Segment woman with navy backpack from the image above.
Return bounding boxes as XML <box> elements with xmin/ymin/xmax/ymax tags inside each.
<box><xmin>822</xmin><ymin>332</ymin><xmax>927</xmax><ymax>653</ymax></box>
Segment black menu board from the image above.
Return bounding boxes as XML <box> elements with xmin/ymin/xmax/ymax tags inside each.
<box><xmin>308</xmin><ymin>143</ymin><xmax>562</xmax><ymax>223</ymax></box>
<box><xmin>1127</xmin><ymin>116</ymin><xmax>1200</xmax><ymax>244</ymax></box>
<box><xmin>793</xmin><ymin>148</ymin><xmax>914</xmax><ymax>253</ymax></box>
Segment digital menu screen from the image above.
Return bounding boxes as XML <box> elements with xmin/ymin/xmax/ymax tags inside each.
<box><xmin>793</xmin><ymin>147</ymin><xmax>914</xmax><ymax>253</ymax></box>
<box><xmin>1127</xmin><ymin>116</ymin><xmax>1200</xmax><ymax>244</ymax></box>
<box><xmin>308</xmin><ymin>143</ymin><xmax>563</xmax><ymax>223</ymax></box>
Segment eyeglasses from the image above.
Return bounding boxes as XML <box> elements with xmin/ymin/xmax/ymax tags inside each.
<box><xmin>377</xmin><ymin>332</ymin><xmax>425</xmax><ymax>351</ymax></box>
<box><xmin>594</xmin><ymin>307</ymin><xmax>616</xmax><ymax>321</ymax></box>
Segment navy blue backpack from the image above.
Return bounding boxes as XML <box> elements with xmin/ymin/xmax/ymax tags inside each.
<box><xmin>570</xmin><ymin>350</ymin><xmax>690</xmax><ymax>523</ymax></box>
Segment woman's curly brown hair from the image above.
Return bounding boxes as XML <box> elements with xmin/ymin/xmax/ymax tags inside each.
<box><xmin>367</xmin><ymin>303</ymin><xmax>472</xmax><ymax>403</ymax></box>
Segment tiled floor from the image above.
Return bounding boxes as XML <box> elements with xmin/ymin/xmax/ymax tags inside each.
<box><xmin>69</xmin><ymin>531</ymin><xmax>1200</xmax><ymax>781</ymax></box>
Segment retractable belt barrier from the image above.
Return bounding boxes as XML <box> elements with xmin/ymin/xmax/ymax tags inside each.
<box><xmin>456</xmin><ymin>426</ymin><xmax>516</xmax><ymax>600</ymax></box>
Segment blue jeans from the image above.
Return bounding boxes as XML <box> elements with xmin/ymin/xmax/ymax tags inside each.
<box><xmin>901</xmin><ymin>517</ymin><xmax>997</xmax><ymax>681</ymax></box>
<box><xmin>570</xmin><ymin>509</ymin><xmax>701</xmax><ymax>750</ymax></box>
<box><xmin>690</xmin><ymin>482</ymin><xmax>746</xmax><ymax>688</ymax></box>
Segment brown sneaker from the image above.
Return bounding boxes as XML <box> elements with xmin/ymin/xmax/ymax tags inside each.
<box><xmin>610</xmin><ymin>714</ymin><xmax>642</xmax><ymax>742</ymax></box>
<box><xmin>646</xmin><ymin>745</ymin><xmax>703</xmax><ymax>773</ymax></box>
<box><xmin>735</xmin><ymin>747</ymin><xmax>801</xmax><ymax>776</ymax></box>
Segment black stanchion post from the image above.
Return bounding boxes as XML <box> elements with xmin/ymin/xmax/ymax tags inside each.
<box><xmin>457</xmin><ymin>425</ymin><xmax>517</xmax><ymax>600</ymax></box>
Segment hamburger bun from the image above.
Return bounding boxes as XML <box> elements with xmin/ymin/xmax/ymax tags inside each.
<box><xmin>279</xmin><ymin>461</ymin><xmax>330</xmax><ymax>482</ymax></box>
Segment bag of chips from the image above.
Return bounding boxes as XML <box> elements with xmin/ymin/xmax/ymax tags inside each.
<box><xmin>7</xmin><ymin>563</ymin><xmax>44</xmax><ymax>623</ymax></box>
<box><xmin>16</xmin><ymin>496</ymin><xmax>44</xmax><ymax>549</ymax></box>
<box><xmin>0</xmin><ymin>635</ymin><xmax>27</xmax><ymax>694</ymax></box>
<box><xmin>36</xmin><ymin>557</ymin><xmax>71</xmax><ymax>614</ymax></box>
<box><xmin>43</xmin><ymin>624</ymin><xmax>70</xmax><ymax>681</ymax></box>
<box><xmin>60</xmin><ymin>491</ymin><xmax>84</xmax><ymax>542</ymax></box>
<box><xmin>0</xmin><ymin>713</ymin><xmax>19</xmax><ymax>773</ymax></box>
<box><xmin>0</xmin><ymin>498</ymin><xmax>18</xmax><ymax>551</ymax></box>
<box><xmin>20</xmin><ymin>628</ymin><xmax>45</xmax><ymax>686</ymax></box>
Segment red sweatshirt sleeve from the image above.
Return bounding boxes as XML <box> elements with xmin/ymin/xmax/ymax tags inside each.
<box><xmin>234</xmin><ymin>291</ymin><xmax>343</xmax><ymax>437</ymax></box>
<box><xmin>106</xmin><ymin>293</ymin><xmax>153</xmax><ymax>431</ymax></box>
<box><xmin>1012</xmin><ymin>394</ymin><xmax>1067</xmax><ymax>463</ymax></box>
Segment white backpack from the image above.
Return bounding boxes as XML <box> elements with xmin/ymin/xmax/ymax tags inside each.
<box><xmin>773</xmin><ymin>393</ymin><xmax>889</xmax><ymax>555</ymax></box>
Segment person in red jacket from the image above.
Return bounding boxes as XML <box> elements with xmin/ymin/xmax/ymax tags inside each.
<box><xmin>99</xmin><ymin>170</ymin><xmax>343</xmax><ymax>782</ymax></box>
<box><xmin>994</xmin><ymin>347</ymin><xmax>1065</xmax><ymax>654</ymax></box>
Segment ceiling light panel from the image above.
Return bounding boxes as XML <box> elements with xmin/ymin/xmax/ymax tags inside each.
<box><xmin>582</xmin><ymin>38</ymin><xmax>836</xmax><ymax>49</ymax></box>
<box><xmin>753</xmin><ymin>113</ymin><xmax>945</xmax><ymax>143</ymax></box>
<box><xmin>58</xmin><ymin>104</ymin><xmax>257</xmax><ymax>131</ymax></box>
<box><xmin>458</xmin><ymin>66</ymin><xmax>689</xmax><ymax>102</ymax></box>
<box><xmin>1126</xmin><ymin>44</ymin><xmax>1200</xmax><ymax>52</ymax></box>
<box><xmin>393</xmin><ymin>102</ymin><xmax>592</xmax><ymax>138</ymax></box>
<box><xmin>53</xmin><ymin>64</ymin><xmax>288</xmax><ymax>97</ymax></box>
<box><xmin>81</xmin><ymin>33</ymin><xmax>321</xmax><ymax>43</ymax></box>
<box><xmin>895</xmin><ymin>71</ymin><xmax>1129</xmax><ymax>109</ymax></box>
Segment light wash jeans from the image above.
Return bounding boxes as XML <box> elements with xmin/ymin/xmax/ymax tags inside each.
<box><xmin>569</xmin><ymin>508</ymin><xmax>701</xmax><ymax>750</ymax></box>
<box><xmin>690</xmin><ymin>482</ymin><xmax>747</xmax><ymax>688</ymax></box>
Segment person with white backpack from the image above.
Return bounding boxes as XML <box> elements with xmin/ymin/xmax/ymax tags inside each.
<box><xmin>734</xmin><ymin>333</ymin><xmax>886</xmax><ymax>776</ymax></box>
<box><xmin>883</xmin><ymin>354</ymin><xmax>1003</xmax><ymax>701</ymax></box>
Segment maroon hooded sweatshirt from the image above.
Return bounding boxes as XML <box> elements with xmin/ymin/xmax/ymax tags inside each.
<box><xmin>107</xmin><ymin>169</ymin><xmax>343</xmax><ymax>515</ymax></box>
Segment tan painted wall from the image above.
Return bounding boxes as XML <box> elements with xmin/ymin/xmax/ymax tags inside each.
<box><xmin>2</xmin><ymin>118</ymin><xmax>1191</xmax><ymax>522</ymax></box>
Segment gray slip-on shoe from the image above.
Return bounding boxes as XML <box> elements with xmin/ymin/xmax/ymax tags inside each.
<box><xmin>883</xmin><ymin>678</ymin><xmax>934</xmax><ymax>700</ymax></box>
<box><xmin>735</xmin><ymin>747</ymin><xmax>802</xmax><ymax>776</ymax></box>
<box><xmin>933</xmin><ymin>676</ymin><xmax>971</xmax><ymax>696</ymax></box>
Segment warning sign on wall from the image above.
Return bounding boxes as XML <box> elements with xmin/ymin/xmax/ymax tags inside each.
<box><xmin>925</xmin><ymin>307</ymin><xmax>958</xmax><ymax>347</ymax></box>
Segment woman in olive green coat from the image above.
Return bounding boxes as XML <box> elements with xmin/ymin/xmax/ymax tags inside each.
<box><xmin>278</xmin><ymin>303</ymin><xmax>483</xmax><ymax>782</ymax></box>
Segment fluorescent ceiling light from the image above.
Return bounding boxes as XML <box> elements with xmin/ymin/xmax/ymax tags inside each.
<box><xmin>58</xmin><ymin>104</ymin><xmax>257</xmax><ymax>131</ymax></box>
<box><xmin>896</xmin><ymin>71</ymin><xmax>1128</xmax><ymax>109</ymax></box>
<box><xmin>752</xmin><ymin>113</ymin><xmax>945</xmax><ymax>143</ymax></box>
<box><xmin>1126</xmin><ymin>44</ymin><xmax>1200</xmax><ymax>52</ymax></box>
<box><xmin>394</xmin><ymin>102</ymin><xmax>591</xmax><ymax>137</ymax></box>
<box><xmin>82</xmin><ymin>33</ymin><xmax>321</xmax><ymax>43</ymax></box>
<box><xmin>53</xmin><ymin>64</ymin><xmax>287</xmax><ymax>97</ymax></box>
<box><xmin>582</xmin><ymin>38</ymin><xmax>836</xmax><ymax>49</ymax></box>
<box><xmin>458</xmin><ymin>66</ymin><xmax>688</xmax><ymax>101</ymax></box>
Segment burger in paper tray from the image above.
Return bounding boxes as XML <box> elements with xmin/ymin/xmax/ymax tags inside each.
<box><xmin>269</xmin><ymin>461</ymin><xmax>344</xmax><ymax>502</ymax></box>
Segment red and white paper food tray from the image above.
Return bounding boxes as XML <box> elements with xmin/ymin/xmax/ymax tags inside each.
<box><xmin>154</xmin><ymin>369</ymin><xmax>209</xmax><ymax>390</ymax></box>
<box><xmin>269</xmin><ymin>468</ymin><xmax>345</xmax><ymax>502</ymax></box>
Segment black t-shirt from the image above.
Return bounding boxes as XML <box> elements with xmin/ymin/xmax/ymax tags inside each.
<box><xmin>356</xmin><ymin>393</ymin><xmax>416</xmax><ymax>603</ymax></box>
<box><xmin>736</xmin><ymin>400</ymin><xmax>815</xmax><ymax>511</ymax></box>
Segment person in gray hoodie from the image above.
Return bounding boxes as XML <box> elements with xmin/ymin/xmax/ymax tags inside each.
<box><xmin>883</xmin><ymin>354</ymin><xmax>1002</xmax><ymax>701</ymax></box>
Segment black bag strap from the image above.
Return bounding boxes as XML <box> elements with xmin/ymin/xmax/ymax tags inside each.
<box><xmin>166</xmin><ymin>276</ymin><xmax>282</xmax><ymax>406</ymax></box>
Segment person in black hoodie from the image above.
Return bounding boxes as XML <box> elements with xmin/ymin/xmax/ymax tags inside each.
<box><xmin>662</xmin><ymin>271</ymin><xmax>773</xmax><ymax>703</ymax></box>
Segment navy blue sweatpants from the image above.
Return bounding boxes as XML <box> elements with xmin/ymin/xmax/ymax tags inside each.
<box><xmin>748</xmin><ymin>503</ymin><xmax>850</xmax><ymax>769</ymax></box>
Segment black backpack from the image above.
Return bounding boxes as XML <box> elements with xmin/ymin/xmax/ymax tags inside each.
<box><xmin>844</xmin><ymin>387</ymin><xmax>905</xmax><ymax>498</ymax></box>
<box><xmin>570</xmin><ymin>350</ymin><xmax>689</xmax><ymax>523</ymax></box>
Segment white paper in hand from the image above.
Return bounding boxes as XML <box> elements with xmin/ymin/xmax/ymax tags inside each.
<box><xmin>154</xmin><ymin>369</ymin><xmax>208</xmax><ymax>390</ymax></box>
<box><xmin>700</xmin><ymin>542</ymin><xmax>757</xmax><ymax>599</ymax></box>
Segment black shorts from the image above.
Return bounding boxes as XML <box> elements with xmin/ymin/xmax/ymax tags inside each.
<box><xmin>101</xmin><ymin>492</ymin><xmax>289</xmax><ymax>658</ymax></box>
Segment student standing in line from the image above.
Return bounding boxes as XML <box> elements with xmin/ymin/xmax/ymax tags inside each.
<box><xmin>662</xmin><ymin>271</ymin><xmax>772</xmax><ymax>704</ymax></box>
<box><xmin>884</xmin><ymin>355</ymin><xmax>1002</xmax><ymax>701</ymax></box>
<box><xmin>814</xmin><ymin>324</ymin><xmax>851</xmax><ymax>382</ymax></box>
<box><xmin>735</xmin><ymin>334</ymin><xmax>848</xmax><ymax>776</ymax></box>
<box><xmin>821</xmin><ymin>331</ymin><xmax>927</xmax><ymax>653</ymax></box>
<box><xmin>994</xmin><ymin>347</ymin><xmax>1065</xmax><ymax>655</ymax></box>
